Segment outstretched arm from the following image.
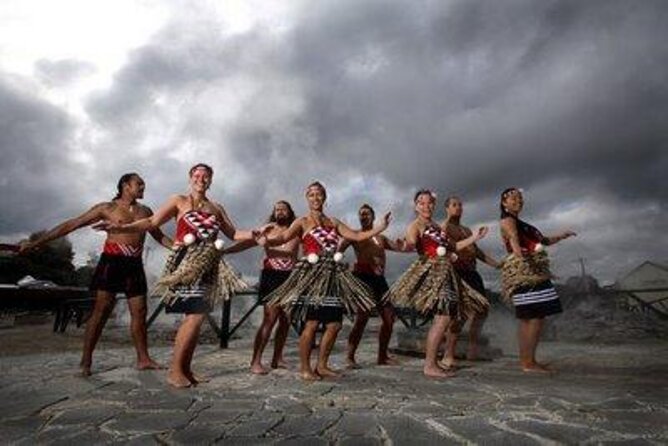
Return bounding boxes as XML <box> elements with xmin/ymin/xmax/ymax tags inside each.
<box><xmin>20</xmin><ymin>203</ymin><xmax>110</xmax><ymax>253</ymax></box>
<box><xmin>454</xmin><ymin>226</ymin><xmax>489</xmax><ymax>251</ymax></box>
<box><xmin>475</xmin><ymin>245</ymin><xmax>501</xmax><ymax>269</ymax></box>
<box><xmin>542</xmin><ymin>230</ymin><xmax>577</xmax><ymax>246</ymax></box>
<box><xmin>95</xmin><ymin>196</ymin><xmax>180</xmax><ymax>234</ymax></box>
<box><xmin>145</xmin><ymin>207</ymin><xmax>174</xmax><ymax>248</ymax></box>
<box><xmin>382</xmin><ymin>234</ymin><xmax>413</xmax><ymax>253</ymax></box>
<box><xmin>215</xmin><ymin>203</ymin><xmax>258</xmax><ymax>241</ymax></box>
<box><xmin>260</xmin><ymin>218</ymin><xmax>303</xmax><ymax>247</ymax></box>
<box><xmin>337</xmin><ymin>212</ymin><xmax>391</xmax><ymax>242</ymax></box>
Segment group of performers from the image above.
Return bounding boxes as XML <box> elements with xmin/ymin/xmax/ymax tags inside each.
<box><xmin>18</xmin><ymin>163</ymin><xmax>576</xmax><ymax>387</ymax></box>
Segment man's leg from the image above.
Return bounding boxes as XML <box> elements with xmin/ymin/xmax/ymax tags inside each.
<box><xmin>271</xmin><ymin>310</ymin><xmax>290</xmax><ymax>369</ymax></box>
<box><xmin>378</xmin><ymin>305</ymin><xmax>398</xmax><ymax>365</ymax></box>
<box><xmin>127</xmin><ymin>295</ymin><xmax>161</xmax><ymax>370</ymax></box>
<box><xmin>466</xmin><ymin>312</ymin><xmax>487</xmax><ymax>361</ymax></box>
<box><xmin>317</xmin><ymin>322</ymin><xmax>342</xmax><ymax>377</ymax></box>
<box><xmin>346</xmin><ymin>311</ymin><xmax>370</xmax><ymax>368</ymax></box>
<box><xmin>80</xmin><ymin>290</ymin><xmax>116</xmax><ymax>376</ymax></box>
<box><xmin>250</xmin><ymin>305</ymin><xmax>280</xmax><ymax>374</ymax></box>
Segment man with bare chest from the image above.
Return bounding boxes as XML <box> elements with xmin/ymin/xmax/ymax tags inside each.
<box><xmin>20</xmin><ymin>173</ymin><xmax>172</xmax><ymax>376</ymax></box>
<box><xmin>340</xmin><ymin>204</ymin><xmax>405</xmax><ymax>367</ymax></box>
<box><xmin>225</xmin><ymin>201</ymin><xmax>300</xmax><ymax>374</ymax></box>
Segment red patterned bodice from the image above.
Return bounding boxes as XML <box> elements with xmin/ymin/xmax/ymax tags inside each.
<box><xmin>417</xmin><ymin>225</ymin><xmax>450</xmax><ymax>258</ymax></box>
<box><xmin>503</xmin><ymin>216</ymin><xmax>545</xmax><ymax>254</ymax></box>
<box><xmin>175</xmin><ymin>210</ymin><xmax>220</xmax><ymax>243</ymax></box>
<box><xmin>302</xmin><ymin>226</ymin><xmax>339</xmax><ymax>255</ymax></box>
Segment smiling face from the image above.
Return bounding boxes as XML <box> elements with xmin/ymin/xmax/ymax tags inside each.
<box><xmin>414</xmin><ymin>192</ymin><xmax>435</xmax><ymax>220</ymax></box>
<box><xmin>305</xmin><ymin>184</ymin><xmax>326</xmax><ymax>212</ymax></box>
<box><xmin>189</xmin><ymin>167</ymin><xmax>212</xmax><ymax>194</ymax></box>
<box><xmin>502</xmin><ymin>189</ymin><xmax>524</xmax><ymax>215</ymax></box>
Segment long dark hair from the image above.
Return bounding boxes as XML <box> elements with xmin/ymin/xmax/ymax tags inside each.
<box><xmin>499</xmin><ymin>187</ymin><xmax>520</xmax><ymax>219</ymax></box>
<box><xmin>268</xmin><ymin>200</ymin><xmax>296</xmax><ymax>225</ymax></box>
<box><xmin>114</xmin><ymin>173</ymin><xmax>140</xmax><ymax>200</ymax></box>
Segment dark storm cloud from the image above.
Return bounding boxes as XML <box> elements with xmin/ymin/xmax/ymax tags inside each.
<box><xmin>0</xmin><ymin>75</ymin><xmax>86</xmax><ymax>234</ymax></box>
<box><xmin>3</xmin><ymin>0</ymin><xmax>665</xmax><ymax>283</ymax></box>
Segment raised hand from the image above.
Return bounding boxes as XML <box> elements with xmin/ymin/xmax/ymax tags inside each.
<box><xmin>475</xmin><ymin>226</ymin><xmax>489</xmax><ymax>240</ymax></box>
<box><xmin>380</xmin><ymin>211</ymin><xmax>392</xmax><ymax>230</ymax></box>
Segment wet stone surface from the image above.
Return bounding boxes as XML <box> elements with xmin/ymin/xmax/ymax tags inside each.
<box><xmin>0</xmin><ymin>330</ymin><xmax>666</xmax><ymax>445</ymax></box>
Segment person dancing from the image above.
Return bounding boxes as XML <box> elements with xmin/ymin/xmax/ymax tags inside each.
<box><xmin>441</xmin><ymin>196</ymin><xmax>501</xmax><ymax>369</ymax></box>
<box><xmin>498</xmin><ymin>187</ymin><xmax>575</xmax><ymax>373</ymax></box>
<box><xmin>259</xmin><ymin>181</ymin><xmax>390</xmax><ymax>381</ymax></box>
<box><xmin>339</xmin><ymin>203</ymin><xmax>409</xmax><ymax>368</ymax></box>
<box><xmin>19</xmin><ymin>173</ymin><xmax>171</xmax><ymax>376</ymax></box>
<box><xmin>97</xmin><ymin>163</ymin><xmax>259</xmax><ymax>387</ymax></box>
<box><xmin>386</xmin><ymin>189</ymin><xmax>488</xmax><ymax>378</ymax></box>
<box><xmin>225</xmin><ymin>201</ymin><xmax>299</xmax><ymax>375</ymax></box>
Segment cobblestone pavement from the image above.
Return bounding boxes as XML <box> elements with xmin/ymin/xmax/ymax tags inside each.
<box><xmin>0</xmin><ymin>327</ymin><xmax>666</xmax><ymax>445</ymax></box>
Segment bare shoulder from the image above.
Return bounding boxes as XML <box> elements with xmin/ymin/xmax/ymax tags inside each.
<box><xmin>90</xmin><ymin>201</ymin><xmax>116</xmax><ymax>217</ymax></box>
<box><xmin>137</xmin><ymin>203</ymin><xmax>154</xmax><ymax>217</ymax></box>
<box><xmin>499</xmin><ymin>217</ymin><xmax>516</xmax><ymax>233</ymax></box>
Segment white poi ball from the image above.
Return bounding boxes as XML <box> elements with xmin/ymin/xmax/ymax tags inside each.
<box><xmin>183</xmin><ymin>233</ymin><xmax>196</xmax><ymax>246</ymax></box>
<box><xmin>214</xmin><ymin>239</ymin><xmax>225</xmax><ymax>251</ymax></box>
<box><xmin>436</xmin><ymin>246</ymin><xmax>447</xmax><ymax>257</ymax></box>
<box><xmin>307</xmin><ymin>253</ymin><xmax>319</xmax><ymax>264</ymax></box>
<box><xmin>333</xmin><ymin>252</ymin><xmax>344</xmax><ymax>262</ymax></box>
<box><xmin>534</xmin><ymin>243</ymin><xmax>544</xmax><ymax>252</ymax></box>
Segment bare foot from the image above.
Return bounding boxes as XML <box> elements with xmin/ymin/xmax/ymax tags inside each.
<box><xmin>271</xmin><ymin>359</ymin><xmax>288</xmax><ymax>369</ymax></box>
<box><xmin>80</xmin><ymin>364</ymin><xmax>92</xmax><ymax>377</ymax></box>
<box><xmin>378</xmin><ymin>356</ymin><xmax>400</xmax><ymax>366</ymax></box>
<box><xmin>316</xmin><ymin>365</ymin><xmax>341</xmax><ymax>378</ymax></box>
<box><xmin>187</xmin><ymin>372</ymin><xmax>210</xmax><ymax>384</ymax></box>
<box><xmin>167</xmin><ymin>373</ymin><xmax>192</xmax><ymax>388</ymax></box>
<box><xmin>346</xmin><ymin>358</ymin><xmax>362</xmax><ymax>369</ymax></box>
<box><xmin>424</xmin><ymin>365</ymin><xmax>455</xmax><ymax>378</ymax></box>
<box><xmin>521</xmin><ymin>363</ymin><xmax>552</xmax><ymax>374</ymax></box>
<box><xmin>300</xmin><ymin>370</ymin><xmax>321</xmax><ymax>381</ymax></box>
<box><xmin>438</xmin><ymin>358</ymin><xmax>456</xmax><ymax>371</ymax></box>
<box><xmin>250</xmin><ymin>363</ymin><xmax>270</xmax><ymax>375</ymax></box>
<box><xmin>136</xmin><ymin>359</ymin><xmax>164</xmax><ymax>371</ymax></box>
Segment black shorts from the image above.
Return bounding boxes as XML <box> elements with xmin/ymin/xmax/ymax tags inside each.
<box><xmin>353</xmin><ymin>272</ymin><xmax>391</xmax><ymax>309</ymax></box>
<box><xmin>305</xmin><ymin>306</ymin><xmax>344</xmax><ymax>324</ymax></box>
<box><xmin>90</xmin><ymin>253</ymin><xmax>147</xmax><ymax>297</ymax></box>
<box><xmin>258</xmin><ymin>269</ymin><xmax>292</xmax><ymax>303</ymax></box>
<box><xmin>456</xmin><ymin>269</ymin><xmax>488</xmax><ymax>299</ymax></box>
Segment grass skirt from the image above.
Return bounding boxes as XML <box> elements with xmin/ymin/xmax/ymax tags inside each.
<box><xmin>385</xmin><ymin>256</ymin><xmax>488</xmax><ymax>317</ymax></box>
<box><xmin>500</xmin><ymin>250</ymin><xmax>553</xmax><ymax>303</ymax></box>
<box><xmin>265</xmin><ymin>254</ymin><xmax>375</xmax><ymax>322</ymax></box>
<box><xmin>152</xmin><ymin>241</ymin><xmax>249</xmax><ymax>305</ymax></box>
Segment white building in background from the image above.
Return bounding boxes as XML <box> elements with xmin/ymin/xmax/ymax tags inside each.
<box><xmin>616</xmin><ymin>261</ymin><xmax>668</xmax><ymax>315</ymax></box>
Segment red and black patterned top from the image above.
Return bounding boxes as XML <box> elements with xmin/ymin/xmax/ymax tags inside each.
<box><xmin>417</xmin><ymin>225</ymin><xmax>450</xmax><ymax>258</ymax></box>
<box><xmin>503</xmin><ymin>216</ymin><xmax>545</xmax><ymax>254</ymax></box>
<box><xmin>175</xmin><ymin>210</ymin><xmax>220</xmax><ymax>243</ymax></box>
<box><xmin>302</xmin><ymin>226</ymin><xmax>339</xmax><ymax>255</ymax></box>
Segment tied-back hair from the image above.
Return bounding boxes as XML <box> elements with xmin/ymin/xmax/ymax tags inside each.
<box><xmin>414</xmin><ymin>188</ymin><xmax>436</xmax><ymax>203</ymax></box>
<box><xmin>444</xmin><ymin>195</ymin><xmax>460</xmax><ymax>224</ymax></box>
<box><xmin>189</xmin><ymin>163</ymin><xmax>214</xmax><ymax>177</ymax></box>
<box><xmin>499</xmin><ymin>187</ymin><xmax>520</xmax><ymax>219</ymax></box>
<box><xmin>305</xmin><ymin>181</ymin><xmax>327</xmax><ymax>200</ymax></box>
<box><xmin>268</xmin><ymin>200</ymin><xmax>296</xmax><ymax>225</ymax></box>
<box><xmin>359</xmin><ymin>203</ymin><xmax>375</xmax><ymax>218</ymax></box>
<box><xmin>114</xmin><ymin>173</ymin><xmax>140</xmax><ymax>200</ymax></box>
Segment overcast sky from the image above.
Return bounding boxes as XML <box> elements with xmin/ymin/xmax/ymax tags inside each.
<box><xmin>1</xmin><ymin>0</ymin><xmax>666</xmax><ymax>287</ymax></box>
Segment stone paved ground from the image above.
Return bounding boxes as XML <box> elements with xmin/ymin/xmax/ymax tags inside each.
<box><xmin>0</xmin><ymin>324</ymin><xmax>667</xmax><ymax>445</ymax></box>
